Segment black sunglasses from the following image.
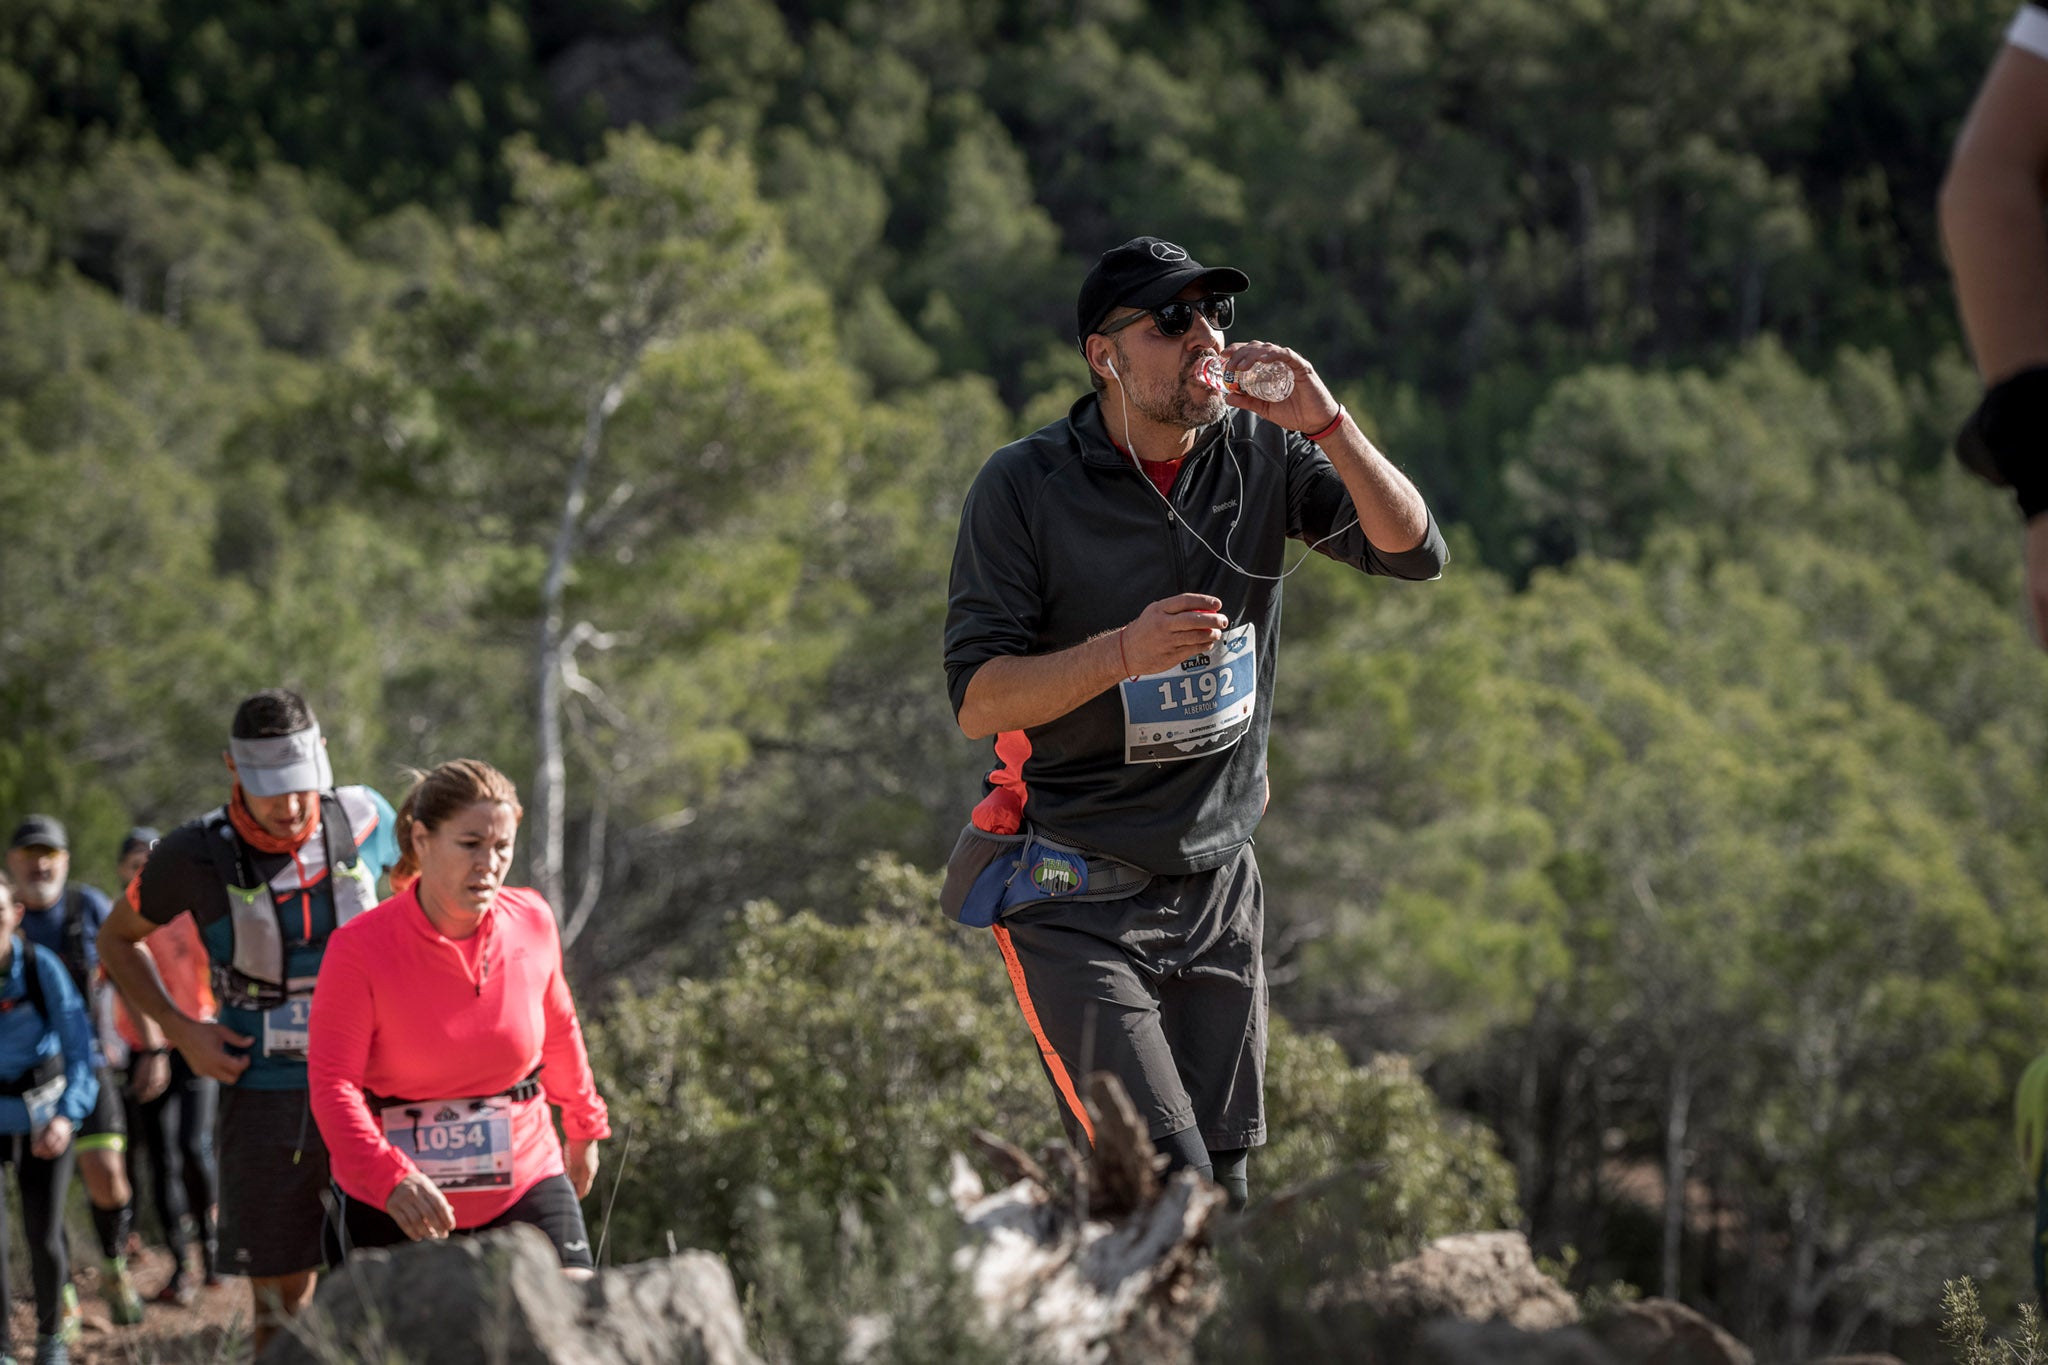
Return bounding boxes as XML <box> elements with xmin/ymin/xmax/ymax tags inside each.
<box><xmin>1098</xmin><ymin>294</ymin><xmax>1235</xmax><ymax>338</ymax></box>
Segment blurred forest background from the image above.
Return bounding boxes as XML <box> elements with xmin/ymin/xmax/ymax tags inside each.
<box><xmin>4</xmin><ymin>0</ymin><xmax>2048</xmax><ymax>1359</ymax></box>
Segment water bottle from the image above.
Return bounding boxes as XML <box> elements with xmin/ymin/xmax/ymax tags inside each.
<box><xmin>1201</xmin><ymin>357</ymin><xmax>1294</xmax><ymax>403</ymax></box>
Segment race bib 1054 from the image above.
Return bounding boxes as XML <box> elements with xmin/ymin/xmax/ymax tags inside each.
<box><xmin>380</xmin><ymin>1095</ymin><xmax>515</xmax><ymax>1190</ymax></box>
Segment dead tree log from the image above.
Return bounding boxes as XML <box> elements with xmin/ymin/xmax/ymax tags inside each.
<box><xmin>952</xmin><ymin>1072</ymin><xmax>1227</xmax><ymax>1365</ymax></box>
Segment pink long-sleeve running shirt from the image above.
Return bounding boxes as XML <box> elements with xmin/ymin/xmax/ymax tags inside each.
<box><xmin>308</xmin><ymin>884</ymin><xmax>611</xmax><ymax>1225</ymax></box>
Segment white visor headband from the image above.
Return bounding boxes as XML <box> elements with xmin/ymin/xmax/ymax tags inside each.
<box><xmin>229</xmin><ymin>724</ymin><xmax>332</xmax><ymax>798</ymax></box>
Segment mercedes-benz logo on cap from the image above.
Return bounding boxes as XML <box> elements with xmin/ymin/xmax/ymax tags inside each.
<box><xmin>1150</xmin><ymin>242</ymin><xmax>1188</xmax><ymax>261</ymax></box>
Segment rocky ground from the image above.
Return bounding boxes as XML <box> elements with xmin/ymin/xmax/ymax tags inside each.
<box><xmin>7</xmin><ymin>1247</ymin><xmax>250</xmax><ymax>1365</ymax></box>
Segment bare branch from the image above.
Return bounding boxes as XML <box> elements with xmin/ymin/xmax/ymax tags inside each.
<box><xmin>563</xmin><ymin>669</ymin><xmax>631</xmax><ymax>731</ymax></box>
<box><xmin>563</xmin><ymin>620</ymin><xmax>634</xmax><ymax>655</ymax></box>
<box><xmin>560</xmin><ymin>626</ymin><xmax>633</xmax><ymax>731</ymax></box>
<box><xmin>582</xmin><ymin>481</ymin><xmax>638</xmax><ymax>543</ymax></box>
<box><xmin>562</xmin><ymin>787</ymin><xmax>610</xmax><ymax>949</ymax></box>
<box><xmin>1630</xmin><ymin>865</ymin><xmax>1661</xmax><ymax>916</ymax></box>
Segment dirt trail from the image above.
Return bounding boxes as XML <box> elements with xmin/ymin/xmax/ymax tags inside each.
<box><xmin>7</xmin><ymin>1247</ymin><xmax>251</xmax><ymax>1364</ymax></box>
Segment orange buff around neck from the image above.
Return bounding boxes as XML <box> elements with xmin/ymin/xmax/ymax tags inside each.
<box><xmin>228</xmin><ymin>784</ymin><xmax>320</xmax><ymax>856</ymax></box>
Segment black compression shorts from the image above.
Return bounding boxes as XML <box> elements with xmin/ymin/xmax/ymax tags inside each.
<box><xmin>330</xmin><ymin>1173</ymin><xmax>594</xmax><ymax>1270</ymax></box>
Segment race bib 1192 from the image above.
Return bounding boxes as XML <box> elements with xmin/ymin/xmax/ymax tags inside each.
<box><xmin>1118</xmin><ymin>622</ymin><xmax>1256</xmax><ymax>764</ymax></box>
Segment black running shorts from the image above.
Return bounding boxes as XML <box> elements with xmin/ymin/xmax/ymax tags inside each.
<box><xmin>73</xmin><ymin>1066</ymin><xmax>127</xmax><ymax>1153</ymax></box>
<box><xmin>217</xmin><ymin>1086</ymin><xmax>333</xmax><ymax>1278</ymax></box>
<box><xmin>992</xmin><ymin>842</ymin><xmax>1267</xmax><ymax>1152</ymax></box>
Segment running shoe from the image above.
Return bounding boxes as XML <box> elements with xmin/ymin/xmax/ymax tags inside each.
<box><xmin>55</xmin><ymin>1286</ymin><xmax>78</xmax><ymax>1346</ymax></box>
<box><xmin>152</xmin><ymin>1275</ymin><xmax>197</xmax><ymax>1308</ymax></box>
<box><xmin>102</xmin><ymin>1258</ymin><xmax>145</xmax><ymax>1325</ymax></box>
<box><xmin>31</xmin><ymin>1337</ymin><xmax>66</xmax><ymax>1365</ymax></box>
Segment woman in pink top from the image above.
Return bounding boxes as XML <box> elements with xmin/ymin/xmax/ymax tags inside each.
<box><xmin>308</xmin><ymin>760</ymin><xmax>609</xmax><ymax>1269</ymax></box>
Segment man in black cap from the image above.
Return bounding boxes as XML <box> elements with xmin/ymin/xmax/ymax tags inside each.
<box><xmin>942</xmin><ymin>237</ymin><xmax>1447</xmax><ymax>1205</ymax></box>
<box><xmin>6</xmin><ymin>815</ymin><xmax>145</xmax><ymax>1328</ymax></box>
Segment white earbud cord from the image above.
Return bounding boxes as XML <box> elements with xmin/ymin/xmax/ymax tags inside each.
<box><xmin>1113</xmin><ymin>369</ymin><xmax>1362</xmax><ymax>584</ymax></box>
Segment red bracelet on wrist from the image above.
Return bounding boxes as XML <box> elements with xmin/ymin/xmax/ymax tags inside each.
<box><xmin>1304</xmin><ymin>407</ymin><xmax>1348</xmax><ymax>444</ymax></box>
<box><xmin>1118</xmin><ymin>626</ymin><xmax>1130</xmax><ymax>676</ymax></box>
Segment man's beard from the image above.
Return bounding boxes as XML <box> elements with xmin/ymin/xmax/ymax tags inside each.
<box><xmin>1120</xmin><ymin>347</ymin><xmax>1228</xmax><ymax>429</ymax></box>
<box><xmin>19</xmin><ymin>875</ymin><xmax>60</xmax><ymax>909</ymax></box>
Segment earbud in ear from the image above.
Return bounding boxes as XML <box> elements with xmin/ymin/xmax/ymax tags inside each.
<box><xmin>1106</xmin><ymin>356</ymin><xmax>1120</xmax><ymax>380</ymax></box>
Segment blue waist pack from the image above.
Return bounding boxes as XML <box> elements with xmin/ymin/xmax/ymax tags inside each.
<box><xmin>937</xmin><ymin>824</ymin><xmax>1153</xmax><ymax>928</ymax></box>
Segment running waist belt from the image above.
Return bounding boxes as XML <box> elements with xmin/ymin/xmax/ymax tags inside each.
<box><xmin>0</xmin><ymin>1053</ymin><xmax>63</xmax><ymax>1098</ymax></box>
<box><xmin>364</xmin><ymin>1066</ymin><xmax>543</xmax><ymax>1112</ymax></box>
<box><xmin>938</xmin><ymin>824</ymin><xmax>1153</xmax><ymax>928</ymax></box>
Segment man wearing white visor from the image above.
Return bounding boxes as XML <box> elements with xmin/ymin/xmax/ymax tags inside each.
<box><xmin>98</xmin><ymin>690</ymin><xmax>398</xmax><ymax>1353</ymax></box>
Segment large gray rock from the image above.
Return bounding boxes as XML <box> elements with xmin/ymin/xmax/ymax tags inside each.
<box><xmin>1347</xmin><ymin>1231</ymin><xmax>1582</xmax><ymax>1333</ymax></box>
<box><xmin>1411</xmin><ymin>1295</ymin><xmax>1762</xmax><ymax>1365</ymax></box>
<box><xmin>258</xmin><ymin>1223</ymin><xmax>762</xmax><ymax>1365</ymax></box>
<box><xmin>1589</xmin><ymin>1298</ymin><xmax>1752</xmax><ymax>1365</ymax></box>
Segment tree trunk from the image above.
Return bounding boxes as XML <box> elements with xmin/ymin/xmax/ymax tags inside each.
<box><xmin>1660</xmin><ymin>1053</ymin><xmax>1691</xmax><ymax>1302</ymax></box>
<box><xmin>1515</xmin><ymin>995</ymin><xmax>1547</xmax><ymax>1224</ymax></box>
<box><xmin>1740</xmin><ymin>1195</ymin><xmax>1765</xmax><ymax>1346</ymax></box>
<box><xmin>1570</xmin><ymin>158</ymin><xmax>1600</xmax><ymax>335</ymax></box>
<box><xmin>533</xmin><ymin>377</ymin><xmax>624</xmax><ymax>922</ymax></box>
<box><xmin>1632</xmin><ymin>192</ymin><xmax>1660</xmax><ymax>359</ymax></box>
<box><xmin>1737</xmin><ymin>250</ymin><xmax>1763</xmax><ymax>343</ymax></box>
<box><xmin>1784</xmin><ymin>1201</ymin><xmax>1821</xmax><ymax>1361</ymax></box>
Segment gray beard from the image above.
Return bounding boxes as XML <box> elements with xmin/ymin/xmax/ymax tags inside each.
<box><xmin>20</xmin><ymin>876</ymin><xmax>60</xmax><ymax>910</ymax></box>
<box><xmin>1131</xmin><ymin>371</ymin><xmax>1227</xmax><ymax>430</ymax></box>
<box><xmin>1117</xmin><ymin>346</ymin><xmax>1228</xmax><ymax>430</ymax></box>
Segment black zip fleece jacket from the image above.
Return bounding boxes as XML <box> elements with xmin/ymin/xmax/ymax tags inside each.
<box><xmin>944</xmin><ymin>393</ymin><xmax>1448</xmax><ymax>875</ymax></box>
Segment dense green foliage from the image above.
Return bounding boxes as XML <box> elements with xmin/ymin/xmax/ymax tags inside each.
<box><xmin>588</xmin><ymin>858</ymin><xmax>1514</xmax><ymax>1363</ymax></box>
<box><xmin>4</xmin><ymin>0</ymin><xmax>2046</xmax><ymax>1358</ymax></box>
<box><xmin>585</xmin><ymin>857</ymin><xmax>1513</xmax><ymax>1265</ymax></box>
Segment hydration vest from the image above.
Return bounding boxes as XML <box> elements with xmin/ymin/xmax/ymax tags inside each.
<box><xmin>52</xmin><ymin>887</ymin><xmax>92</xmax><ymax>998</ymax></box>
<box><xmin>201</xmin><ymin>790</ymin><xmax>380</xmax><ymax>1011</ymax></box>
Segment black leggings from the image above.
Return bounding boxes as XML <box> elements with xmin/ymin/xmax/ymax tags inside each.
<box><xmin>0</xmin><ymin>1139</ymin><xmax>76</xmax><ymax>1348</ymax></box>
<box><xmin>132</xmin><ymin>1053</ymin><xmax>219</xmax><ymax>1274</ymax></box>
<box><xmin>330</xmin><ymin>1173</ymin><xmax>593</xmax><ymax>1269</ymax></box>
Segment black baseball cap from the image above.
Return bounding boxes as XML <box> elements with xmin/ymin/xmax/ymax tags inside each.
<box><xmin>119</xmin><ymin>827</ymin><xmax>160</xmax><ymax>860</ymax></box>
<box><xmin>1076</xmin><ymin>237</ymin><xmax>1250</xmax><ymax>347</ymax></box>
<box><xmin>8</xmin><ymin>815</ymin><xmax>67</xmax><ymax>852</ymax></box>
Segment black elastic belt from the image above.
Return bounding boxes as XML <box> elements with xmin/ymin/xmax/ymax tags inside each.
<box><xmin>0</xmin><ymin>1053</ymin><xmax>64</xmax><ymax>1098</ymax></box>
<box><xmin>212</xmin><ymin>963</ymin><xmax>293</xmax><ymax>1013</ymax></box>
<box><xmin>366</xmin><ymin>1065</ymin><xmax>542</xmax><ymax>1110</ymax></box>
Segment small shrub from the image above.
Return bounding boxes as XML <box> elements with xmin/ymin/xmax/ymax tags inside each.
<box><xmin>1943</xmin><ymin>1276</ymin><xmax>2048</xmax><ymax>1365</ymax></box>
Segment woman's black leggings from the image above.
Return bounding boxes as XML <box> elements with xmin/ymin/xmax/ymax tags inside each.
<box><xmin>133</xmin><ymin>1052</ymin><xmax>219</xmax><ymax>1274</ymax></box>
<box><xmin>330</xmin><ymin>1173</ymin><xmax>595</xmax><ymax>1269</ymax></box>
<box><xmin>0</xmin><ymin>1139</ymin><xmax>76</xmax><ymax>1348</ymax></box>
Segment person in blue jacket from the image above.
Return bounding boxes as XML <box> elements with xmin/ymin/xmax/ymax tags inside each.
<box><xmin>0</xmin><ymin>867</ymin><xmax>99</xmax><ymax>1365</ymax></box>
